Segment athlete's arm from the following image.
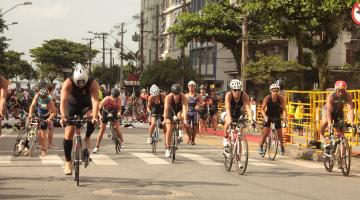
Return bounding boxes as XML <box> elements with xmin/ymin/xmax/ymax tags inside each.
<box><xmin>163</xmin><ymin>94</ymin><xmax>170</xmax><ymax>120</ymax></box>
<box><xmin>147</xmin><ymin>96</ymin><xmax>153</xmax><ymax>113</ymax></box>
<box><xmin>89</xmin><ymin>80</ymin><xmax>100</xmax><ymax>120</ymax></box>
<box><xmin>47</xmin><ymin>100</ymin><xmax>57</xmax><ymax>121</ymax></box>
<box><xmin>224</xmin><ymin>92</ymin><xmax>232</xmax><ymax>118</ymax></box>
<box><xmin>261</xmin><ymin>96</ymin><xmax>269</xmax><ymax>121</ymax></box>
<box><xmin>98</xmin><ymin>97</ymin><xmax>106</xmax><ymax>118</ymax></box>
<box><xmin>60</xmin><ymin>79</ymin><xmax>72</xmax><ymax>118</ymax></box>
<box><xmin>117</xmin><ymin>97</ymin><xmax>122</xmax><ymax>115</ymax></box>
<box><xmin>346</xmin><ymin>93</ymin><xmax>355</xmax><ymax>125</ymax></box>
<box><xmin>242</xmin><ymin>92</ymin><xmax>253</xmax><ymax>121</ymax></box>
<box><xmin>0</xmin><ymin>76</ymin><xmax>9</xmax><ymax>118</ymax></box>
<box><xmin>325</xmin><ymin>95</ymin><xmax>333</xmax><ymax>126</ymax></box>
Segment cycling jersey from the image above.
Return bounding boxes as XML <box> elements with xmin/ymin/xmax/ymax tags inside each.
<box><xmin>264</xmin><ymin>95</ymin><xmax>282</xmax><ymax>129</ymax></box>
<box><xmin>37</xmin><ymin>96</ymin><xmax>51</xmax><ymax>117</ymax></box>
<box><xmin>198</xmin><ymin>94</ymin><xmax>209</xmax><ymax>120</ymax></box>
<box><xmin>66</xmin><ymin>77</ymin><xmax>94</xmax><ymax>117</ymax></box>
<box><xmin>230</xmin><ymin>92</ymin><xmax>243</xmax><ymax>121</ymax></box>
<box><xmin>151</xmin><ymin>95</ymin><xmax>164</xmax><ymax>115</ymax></box>
<box><xmin>331</xmin><ymin>92</ymin><xmax>347</xmax><ymax>115</ymax></box>
<box><xmin>104</xmin><ymin>97</ymin><xmax>120</xmax><ymax>111</ymax></box>
<box><xmin>167</xmin><ymin>94</ymin><xmax>182</xmax><ymax>119</ymax></box>
<box><xmin>187</xmin><ymin>94</ymin><xmax>198</xmax><ymax>124</ymax></box>
<box><xmin>209</xmin><ymin>95</ymin><xmax>219</xmax><ymax>116</ymax></box>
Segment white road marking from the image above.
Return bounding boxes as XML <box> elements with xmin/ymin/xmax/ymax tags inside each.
<box><xmin>280</xmin><ymin>159</ymin><xmax>323</xmax><ymax>169</ymax></box>
<box><xmin>131</xmin><ymin>153</ymin><xmax>169</xmax><ymax>164</ymax></box>
<box><xmin>91</xmin><ymin>154</ymin><xmax>118</xmax><ymax>166</ymax></box>
<box><xmin>39</xmin><ymin>155</ymin><xmax>64</xmax><ymax>165</ymax></box>
<box><xmin>178</xmin><ymin>153</ymin><xmax>222</xmax><ymax>165</ymax></box>
<box><xmin>0</xmin><ymin>155</ymin><xmax>11</xmax><ymax>164</ymax></box>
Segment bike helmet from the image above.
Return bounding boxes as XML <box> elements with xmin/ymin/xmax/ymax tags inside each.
<box><xmin>150</xmin><ymin>84</ymin><xmax>160</xmax><ymax>96</ymax></box>
<box><xmin>335</xmin><ymin>80</ymin><xmax>347</xmax><ymax>90</ymax></box>
<box><xmin>171</xmin><ymin>84</ymin><xmax>181</xmax><ymax>95</ymax></box>
<box><xmin>188</xmin><ymin>80</ymin><xmax>196</xmax><ymax>87</ymax></box>
<box><xmin>229</xmin><ymin>79</ymin><xmax>241</xmax><ymax>90</ymax></box>
<box><xmin>39</xmin><ymin>88</ymin><xmax>49</xmax><ymax>99</ymax></box>
<box><xmin>269</xmin><ymin>83</ymin><xmax>280</xmax><ymax>91</ymax></box>
<box><xmin>111</xmin><ymin>88</ymin><xmax>120</xmax><ymax>98</ymax></box>
<box><xmin>73</xmin><ymin>64</ymin><xmax>89</xmax><ymax>87</ymax></box>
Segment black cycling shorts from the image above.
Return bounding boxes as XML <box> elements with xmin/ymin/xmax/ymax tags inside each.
<box><xmin>198</xmin><ymin>108</ymin><xmax>207</xmax><ymax>120</ymax></box>
<box><xmin>66</xmin><ymin>104</ymin><xmax>91</xmax><ymax>126</ymax></box>
<box><xmin>187</xmin><ymin>111</ymin><xmax>198</xmax><ymax>125</ymax></box>
<box><xmin>263</xmin><ymin>117</ymin><xmax>282</xmax><ymax>129</ymax></box>
<box><xmin>39</xmin><ymin>115</ymin><xmax>49</xmax><ymax>130</ymax></box>
<box><xmin>332</xmin><ymin>112</ymin><xmax>344</xmax><ymax>130</ymax></box>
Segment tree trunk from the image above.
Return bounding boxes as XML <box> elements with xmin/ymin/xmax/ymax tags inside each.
<box><xmin>230</xmin><ymin>47</ymin><xmax>241</xmax><ymax>78</ymax></box>
<box><xmin>315</xmin><ymin>51</ymin><xmax>329</xmax><ymax>90</ymax></box>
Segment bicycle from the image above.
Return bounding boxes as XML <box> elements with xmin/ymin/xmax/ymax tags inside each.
<box><xmin>150</xmin><ymin>114</ymin><xmax>162</xmax><ymax>153</ymax></box>
<box><xmin>323</xmin><ymin>124</ymin><xmax>353</xmax><ymax>176</ymax></box>
<box><xmin>13</xmin><ymin>122</ymin><xmax>33</xmax><ymax>157</ymax></box>
<box><xmin>223</xmin><ymin>115</ymin><xmax>249</xmax><ymax>175</ymax></box>
<box><xmin>105</xmin><ymin>112</ymin><xmax>122</xmax><ymax>154</ymax></box>
<box><xmin>66</xmin><ymin>115</ymin><xmax>91</xmax><ymax>186</ymax></box>
<box><xmin>261</xmin><ymin>117</ymin><xmax>282</xmax><ymax>161</ymax></box>
<box><xmin>170</xmin><ymin>115</ymin><xmax>182</xmax><ymax>163</ymax></box>
<box><xmin>26</xmin><ymin>117</ymin><xmax>39</xmax><ymax>157</ymax></box>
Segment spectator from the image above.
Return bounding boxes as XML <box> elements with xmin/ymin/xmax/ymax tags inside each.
<box><xmin>294</xmin><ymin>100</ymin><xmax>304</xmax><ymax>136</ymax></box>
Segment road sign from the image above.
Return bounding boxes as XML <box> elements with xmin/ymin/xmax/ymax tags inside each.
<box><xmin>352</xmin><ymin>2</ymin><xmax>360</xmax><ymax>25</ymax></box>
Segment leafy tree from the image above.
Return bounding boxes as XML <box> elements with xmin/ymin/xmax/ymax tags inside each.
<box><xmin>2</xmin><ymin>50</ymin><xmax>36</xmax><ymax>80</ymax></box>
<box><xmin>92</xmin><ymin>64</ymin><xmax>119</xmax><ymax>87</ymax></box>
<box><xmin>245</xmin><ymin>53</ymin><xmax>309</xmax><ymax>88</ymax></box>
<box><xmin>169</xmin><ymin>2</ymin><xmax>243</xmax><ymax>73</ymax></box>
<box><xmin>244</xmin><ymin>0</ymin><xmax>355</xmax><ymax>89</ymax></box>
<box><xmin>30</xmin><ymin>39</ymin><xmax>99</xmax><ymax>79</ymax></box>
<box><xmin>0</xmin><ymin>15</ymin><xmax>9</xmax><ymax>76</ymax></box>
<box><xmin>36</xmin><ymin>63</ymin><xmax>60</xmax><ymax>83</ymax></box>
<box><xmin>140</xmin><ymin>57</ymin><xmax>197</xmax><ymax>91</ymax></box>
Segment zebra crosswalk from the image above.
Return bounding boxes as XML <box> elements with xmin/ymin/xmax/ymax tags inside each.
<box><xmin>0</xmin><ymin>148</ymin><xmax>324</xmax><ymax>170</ymax></box>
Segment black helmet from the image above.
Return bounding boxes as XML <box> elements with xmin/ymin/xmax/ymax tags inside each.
<box><xmin>171</xmin><ymin>84</ymin><xmax>181</xmax><ymax>95</ymax></box>
<box><xmin>111</xmin><ymin>88</ymin><xmax>120</xmax><ymax>98</ymax></box>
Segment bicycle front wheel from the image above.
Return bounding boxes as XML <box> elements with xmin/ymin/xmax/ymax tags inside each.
<box><xmin>13</xmin><ymin>139</ymin><xmax>22</xmax><ymax>157</ymax></box>
<box><xmin>29</xmin><ymin>128</ymin><xmax>38</xmax><ymax>157</ymax></box>
<box><xmin>340</xmin><ymin>140</ymin><xmax>351</xmax><ymax>176</ymax></box>
<box><xmin>74</xmin><ymin>144</ymin><xmax>80</xmax><ymax>186</ymax></box>
<box><xmin>171</xmin><ymin>128</ymin><xmax>177</xmax><ymax>163</ymax></box>
<box><xmin>152</xmin><ymin>126</ymin><xmax>159</xmax><ymax>153</ymax></box>
<box><xmin>323</xmin><ymin>149</ymin><xmax>334</xmax><ymax>172</ymax></box>
<box><xmin>268</xmin><ymin>132</ymin><xmax>278</xmax><ymax>161</ymax></box>
<box><xmin>115</xmin><ymin>138</ymin><xmax>122</xmax><ymax>154</ymax></box>
<box><xmin>224</xmin><ymin>143</ymin><xmax>233</xmax><ymax>172</ymax></box>
<box><xmin>234</xmin><ymin>136</ymin><xmax>248</xmax><ymax>175</ymax></box>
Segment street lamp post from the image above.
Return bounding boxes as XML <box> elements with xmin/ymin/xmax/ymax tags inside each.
<box><xmin>0</xmin><ymin>2</ymin><xmax>32</xmax><ymax>16</ymax></box>
<box><xmin>5</xmin><ymin>22</ymin><xmax>18</xmax><ymax>26</ymax></box>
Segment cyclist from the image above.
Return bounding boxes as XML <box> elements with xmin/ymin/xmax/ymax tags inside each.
<box><xmin>0</xmin><ymin>75</ymin><xmax>9</xmax><ymax>119</ymax></box>
<box><xmin>209</xmin><ymin>88</ymin><xmax>222</xmax><ymax>130</ymax></box>
<box><xmin>223</xmin><ymin>79</ymin><xmax>253</xmax><ymax>150</ymax></box>
<box><xmin>146</xmin><ymin>84</ymin><xmax>166</xmax><ymax>144</ymax></box>
<box><xmin>163</xmin><ymin>84</ymin><xmax>188</xmax><ymax>157</ymax></box>
<box><xmin>319</xmin><ymin>81</ymin><xmax>355</xmax><ymax>144</ymax></box>
<box><xmin>198</xmin><ymin>85</ymin><xmax>210</xmax><ymax>134</ymax></box>
<box><xmin>60</xmin><ymin>64</ymin><xmax>99</xmax><ymax>175</ymax></box>
<box><xmin>28</xmin><ymin>88</ymin><xmax>57</xmax><ymax>156</ymax></box>
<box><xmin>93</xmin><ymin>88</ymin><xmax>124</xmax><ymax>153</ymax></box>
<box><xmin>185</xmin><ymin>80</ymin><xmax>200</xmax><ymax>145</ymax></box>
<box><xmin>259</xmin><ymin>83</ymin><xmax>288</xmax><ymax>156</ymax></box>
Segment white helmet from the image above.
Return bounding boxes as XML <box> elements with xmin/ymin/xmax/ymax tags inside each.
<box><xmin>188</xmin><ymin>80</ymin><xmax>196</xmax><ymax>87</ymax></box>
<box><xmin>150</xmin><ymin>84</ymin><xmax>160</xmax><ymax>96</ymax></box>
<box><xmin>73</xmin><ymin>64</ymin><xmax>89</xmax><ymax>87</ymax></box>
<box><xmin>229</xmin><ymin>79</ymin><xmax>241</xmax><ymax>90</ymax></box>
<box><xmin>269</xmin><ymin>83</ymin><xmax>280</xmax><ymax>90</ymax></box>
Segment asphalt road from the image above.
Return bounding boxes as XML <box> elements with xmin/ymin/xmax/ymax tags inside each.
<box><xmin>0</xmin><ymin>124</ymin><xmax>359</xmax><ymax>200</ymax></box>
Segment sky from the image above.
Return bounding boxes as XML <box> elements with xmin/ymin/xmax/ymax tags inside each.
<box><xmin>1</xmin><ymin>0</ymin><xmax>141</xmax><ymax>65</ymax></box>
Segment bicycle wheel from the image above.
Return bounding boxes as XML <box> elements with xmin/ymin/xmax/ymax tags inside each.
<box><xmin>152</xmin><ymin>126</ymin><xmax>159</xmax><ymax>153</ymax></box>
<box><xmin>29</xmin><ymin>128</ymin><xmax>38</xmax><ymax>157</ymax></box>
<box><xmin>268</xmin><ymin>131</ymin><xmax>278</xmax><ymax>161</ymax></box>
<box><xmin>74</xmin><ymin>143</ymin><xmax>80</xmax><ymax>186</ymax></box>
<box><xmin>171</xmin><ymin>128</ymin><xmax>177</xmax><ymax>163</ymax></box>
<box><xmin>261</xmin><ymin>137</ymin><xmax>268</xmax><ymax>158</ymax></box>
<box><xmin>224</xmin><ymin>143</ymin><xmax>233</xmax><ymax>172</ymax></box>
<box><xmin>13</xmin><ymin>139</ymin><xmax>22</xmax><ymax>156</ymax></box>
<box><xmin>323</xmin><ymin>150</ymin><xmax>334</xmax><ymax>172</ymax></box>
<box><xmin>234</xmin><ymin>136</ymin><xmax>248</xmax><ymax>175</ymax></box>
<box><xmin>340</xmin><ymin>140</ymin><xmax>351</xmax><ymax>176</ymax></box>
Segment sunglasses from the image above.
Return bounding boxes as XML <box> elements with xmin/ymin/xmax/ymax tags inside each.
<box><xmin>271</xmin><ymin>89</ymin><xmax>279</xmax><ymax>93</ymax></box>
<box><xmin>232</xmin><ymin>89</ymin><xmax>241</xmax><ymax>93</ymax></box>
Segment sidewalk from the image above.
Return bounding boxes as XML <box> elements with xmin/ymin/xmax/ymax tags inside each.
<box><xmin>205</xmin><ymin>127</ymin><xmax>360</xmax><ymax>172</ymax></box>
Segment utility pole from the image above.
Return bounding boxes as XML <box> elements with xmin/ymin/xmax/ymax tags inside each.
<box><xmin>140</xmin><ymin>11</ymin><xmax>144</xmax><ymax>71</ymax></box>
<box><xmin>102</xmin><ymin>33</ymin><xmax>107</xmax><ymax>68</ymax></box>
<box><xmin>109</xmin><ymin>48</ymin><xmax>113</xmax><ymax>67</ymax></box>
<box><xmin>119</xmin><ymin>22</ymin><xmax>126</xmax><ymax>87</ymax></box>
<box><xmin>180</xmin><ymin>0</ymin><xmax>186</xmax><ymax>90</ymax></box>
<box><xmin>240</xmin><ymin>0</ymin><xmax>248</xmax><ymax>92</ymax></box>
<box><xmin>155</xmin><ymin>4</ymin><xmax>160</xmax><ymax>63</ymax></box>
<box><xmin>82</xmin><ymin>37</ymin><xmax>94</xmax><ymax>73</ymax></box>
